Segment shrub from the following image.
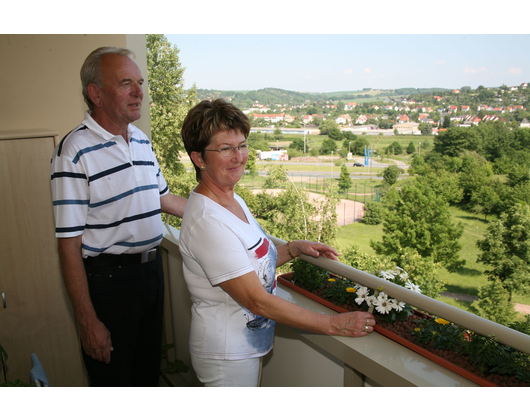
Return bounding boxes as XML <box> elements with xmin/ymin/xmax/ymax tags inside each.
<box><xmin>363</xmin><ymin>200</ymin><xmax>385</xmax><ymax>225</ymax></box>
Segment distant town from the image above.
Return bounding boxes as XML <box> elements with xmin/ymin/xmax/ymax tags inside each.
<box><xmin>196</xmin><ymin>84</ymin><xmax>530</xmax><ymax>135</ymax></box>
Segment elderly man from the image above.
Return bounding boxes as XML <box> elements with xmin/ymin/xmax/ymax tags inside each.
<box><xmin>50</xmin><ymin>47</ymin><xmax>187</xmax><ymax>386</ymax></box>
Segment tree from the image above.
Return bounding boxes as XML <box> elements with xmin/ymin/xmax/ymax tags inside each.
<box><xmin>146</xmin><ymin>35</ymin><xmax>196</xmax><ymax>173</ymax></box>
<box><xmin>289</xmin><ymin>137</ymin><xmax>305</xmax><ymax>152</ymax></box>
<box><xmin>340</xmin><ymin>245</ymin><xmax>444</xmax><ymax>298</ymax></box>
<box><xmin>343</xmin><ymin>131</ymin><xmax>356</xmax><ymax>141</ymax></box>
<box><xmin>263</xmin><ymin>164</ymin><xmax>289</xmax><ymax>189</ymax></box>
<box><xmin>362</xmin><ymin>200</ymin><xmax>385</xmax><ymax>225</ymax></box>
<box><xmin>408</xmin><ymin>154</ymin><xmax>427</xmax><ymax>176</ymax></box>
<box><xmin>475</xmin><ymin>121</ymin><xmax>515</xmax><ymax>161</ymax></box>
<box><xmin>471</xmin><ymin>280</ymin><xmax>517</xmax><ymax>325</ymax></box>
<box><xmin>476</xmin><ymin>203</ymin><xmax>530</xmax><ymax>302</ymax></box>
<box><xmin>434</xmin><ymin>126</ymin><xmax>482</xmax><ymax>157</ymax></box>
<box><xmin>311</xmin><ymin>185</ymin><xmax>341</xmax><ymax>244</ymax></box>
<box><xmin>246</xmin><ymin>166</ymin><xmax>340</xmax><ymax>245</ymax></box>
<box><xmin>338</xmin><ymin>163</ymin><xmax>352</xmax><ymax>192</ymax></box>
<box><xmin>350</xmin><ymin>137</ymin><xmax>370</xmax><ymax>155</ymax></box>
<box><xmin>420</xmin><ymin>122</ymin><xmax>433</xmax><ymax>135</ymax></box>
<box><xmin>371</xmin><ymin>183</ymin><xmax>465</xmax><ymax>271</ymax></box>
<box><xmin>406</xmin><ymin>141</ymin><xmax>415</xmax><ymax>154</ymax></box>
<box><xmin>469</xmin><ymin>183</ymin><xmax>503</xmax><ymax>218</ymax></box>
<box><xmin>146</xmin><ymin>34</ymin><xmax>197</xmax><ymax>227</ymax></box>
<box><xmin>458</xmin><ymin>151</ymin><xmax>493</xmax><ymax>205</ymax></box>
<box><xmin>382</xmin><ymin>165</ymin><xmax>399</xmax><ymax>186</ymax></box>
<box><xmin>328</xmin><ymin>127</ymin><xmax>343</xmax><ymax>141</ymax></box>
<box><xmin>319</xmin><ymin>120</ymin><xmax>338</xmax><ymax>136</ymax></box>
<box><xmin>415</xmin><ymin>168</ymin><xmax>463</xmax><ymax>204</ymax></box>
<box><xmin>385</xmin><ymin>141</ymin><xmax>402</xmax><ymax>155</ymax></box>
<box><xmin>396</xmin><ymin>248</ymin><xmax>445</xmax><ymax>299</ymax></box>
<box><xmin>514</xmin><ymin>127</ymin><xmax>530</xmax><ymax>150</ymax></box>
<box><xmin>507</xmin><ymin>164</ymin><xmax>530</xmax><ymax>187</ymax></box>
<box><xmin>247</xmin><ymin>132</ymin><xmax>269</xmax><ymax>152</ymax></box>
<box><xmin>320</xmin><ymin>138</ymin><xmax>337</xmax><ymax>155</ymax></box>
<box><xmin>245</xmin><ymin>148</ymin><xmax>257</xmax><ymax>175</ymax></box>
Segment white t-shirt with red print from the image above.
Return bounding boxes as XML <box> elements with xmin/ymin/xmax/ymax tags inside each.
<box><xmin>179</xmin><ymin>190</ymin><xmax>277</xmax><ymax>360</ymax></box>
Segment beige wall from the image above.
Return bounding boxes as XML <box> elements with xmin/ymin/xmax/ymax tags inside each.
<box><xmin>0</xmin><ymin>34</ymin><xmax>151</xmax><ymax>141</ymax></box>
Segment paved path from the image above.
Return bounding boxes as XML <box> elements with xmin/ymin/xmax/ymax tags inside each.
<box><xmin>441</xmin><ymin>292</ymin><xmax>530</xmax><ymax>314</ymax></box>
<box><xmin>252</xmin><ymin>189</ymin><xmax>365</xmax><ymax>225</ymax></box>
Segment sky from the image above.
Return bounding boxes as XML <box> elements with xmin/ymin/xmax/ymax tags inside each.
<box><xmin>167</xmin><ymin>34</ymin><xmax>530</xmax><ymax>93</ymax></box>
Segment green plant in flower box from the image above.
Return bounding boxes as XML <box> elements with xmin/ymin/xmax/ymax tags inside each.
<box><xmin>411</xmin><ymin>317</ymin><xmax>466</xmax><ymax>352</ymax></box>
<box><xmin>291</xmin><ymin>258</ymin><xmax>330</xmax><ymax>293</ymax></box>
<box><xmin>320</xmin><ymin>276</ymin><xmax>352</xmax><ymax>307</ymax></box>
<box><xmin>463</xmin><ymin>332</ymin><xmax>530</xmax><ymax>382</ymax></box>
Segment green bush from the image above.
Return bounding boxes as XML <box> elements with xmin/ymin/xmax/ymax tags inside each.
<box><xmin>362</xmin><ymin>200</ymin><xmax>385</xmax><ymax>225</ymax></box>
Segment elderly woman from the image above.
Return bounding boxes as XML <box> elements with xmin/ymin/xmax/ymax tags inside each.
<box><xmin>179</xmin><ymin>99</ymin><xmax>375</xmax><ymax>387</ymax></box>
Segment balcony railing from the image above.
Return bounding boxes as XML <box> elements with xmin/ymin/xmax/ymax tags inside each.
<box><xmin>159</xmin><ymin>223</ymin><xmax>530</xmax><ymax>387</ymax></box>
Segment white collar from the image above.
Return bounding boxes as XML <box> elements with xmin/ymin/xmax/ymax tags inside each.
<box><xmin>82</xmin><ymin>110</ymin><xmax>133</xmax><ymax>142</ymax></box>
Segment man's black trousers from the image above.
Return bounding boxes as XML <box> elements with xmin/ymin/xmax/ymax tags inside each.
<box><xmin>82</xmin><ymin>254</ymin><xmax>164</xmax><ymax>386</ymax></box>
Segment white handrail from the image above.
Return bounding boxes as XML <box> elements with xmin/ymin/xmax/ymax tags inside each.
<box><xmin>270</xmin><ymin>236</ymin><xmax>530</xmax><ymax>355</ymax></box>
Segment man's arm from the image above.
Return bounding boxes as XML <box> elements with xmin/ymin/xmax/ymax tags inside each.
<box><xmin>160</xmin><ymin>193</ymin><xmax>188</xmax><ymax>218</ymax></box>
<box><xmin>57</xmin><ymin>236</ymin><xmax>113</xmax><ymax>363</ymax></box>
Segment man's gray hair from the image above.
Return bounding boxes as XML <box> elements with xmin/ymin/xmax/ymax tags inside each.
<box><xmin>80</xmin><ymin>47</ymin><xmax>136</xmax><ymax>110</ymax></box>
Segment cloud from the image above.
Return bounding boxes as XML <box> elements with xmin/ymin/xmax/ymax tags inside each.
<box><xmin>359</xmin><ymin>66</ymin><xmax>392</xmax><ymax>80</ymax></box>
<box><xmin>344</xmin><ymin>69</ymin><xmax>354</xmax><ymax>74</ymax></box>
<box><xmin>304</xmin><ymin>75</ymin><xmax>312</xmax><ymax>79</ymax></box>
<box><xmin>434</xmin><ymin>60</ymin><xmax>446</xmax><ymax>65</ymax></box>
<box><xmin>463</xmin><ymin>65</ymin><xmax>488</xmax><ymax>74</ymax></box>
<box><xmin>506</xmin><ymin>67</ymin><xmax>522</xmax><ymax>75</ymax></box>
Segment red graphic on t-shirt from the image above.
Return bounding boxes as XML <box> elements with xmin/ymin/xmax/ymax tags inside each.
<box><xmin>254</xmin><ymin>237</ymin><xmax>269</xmax><ymax>259</ymax></box>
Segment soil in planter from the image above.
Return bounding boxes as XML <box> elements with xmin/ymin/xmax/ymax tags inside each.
<box><xmin>282</xmin><ymin>276</ymin><xmax>528</xmax><ymax>387</ymax></box>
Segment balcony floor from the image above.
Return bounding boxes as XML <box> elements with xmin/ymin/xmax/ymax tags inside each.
<box><xmin>159</xmin><ymin>373</ymin><xmax>188</xmax><ymax>387</ymax></box>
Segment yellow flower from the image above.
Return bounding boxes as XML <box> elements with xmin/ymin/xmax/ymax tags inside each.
<box><xmin>346</xmin><ymin>287</ymin><xmax>356</xmax><ymax>293</ymax></box>
<box><xmin>378</xmin><ymin>286</ymin><xmax>383</xmax><ymax>292</ymax></box>
<box><xmin>435</xmin><ymin>318</ymin><xmax>450</xmax><ymax>326</ymax></box>
<box><xmin>414</xmin><ymin>328</ymin><xmax>420</xmax><ymax>332</ymax></box>
<box><xmin>328</xmin><ymin>278</ymin><xmax>336</xmax><ymax>282</ymax></box>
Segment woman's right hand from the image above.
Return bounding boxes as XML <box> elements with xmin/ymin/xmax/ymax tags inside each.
<box><xmin>330</xmin><ymin>311</ymin><xmax>376</xmax><ymax>337</ymax></box>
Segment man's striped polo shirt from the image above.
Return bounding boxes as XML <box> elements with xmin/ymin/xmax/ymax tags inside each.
<box><xmin>50</xmin><ymin>112</ymin><xmax>169</xmax><ymax>257</ymax></box>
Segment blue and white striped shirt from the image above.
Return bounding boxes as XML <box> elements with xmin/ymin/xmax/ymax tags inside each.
<box><xmin>50</xmin><ymin>112</ymin><xmax>169</xmax><ymax>257</ymax></box>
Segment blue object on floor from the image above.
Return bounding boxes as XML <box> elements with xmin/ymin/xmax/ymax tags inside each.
<box><xmin>29</xmin><ymin>353</ymin><xmax>49</xmax><ymax>387</ymax></box>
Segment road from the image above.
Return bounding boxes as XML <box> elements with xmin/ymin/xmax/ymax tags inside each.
<box><xmin>255</xmin><ymin>158</ymin><xmax>410</xmax><ymax>180</ymax></box>
<box><xmin>255</xmin><ymin>170</ymin><xmax>392</xmax><ymax>180</ymax></box>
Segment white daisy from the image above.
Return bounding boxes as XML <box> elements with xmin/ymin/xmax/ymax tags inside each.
<box><xmin>374</xmin><ymin>293</ymin><xmax>392</xmax><ymax>314</ymax></box>
<box><xmin>405</xmin><ymin>280</ymin><xmax>422</xmax><ymax>294</ymax></box>
<box><xmin>355</xmin><ymin>286</ymin><xmax>369</xmax><ymax>306</ymax></box>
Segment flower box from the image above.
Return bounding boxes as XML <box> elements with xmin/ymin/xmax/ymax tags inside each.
<box><xmin>278</xmin><ymin>271</ymin><xmax>528</xmax><ymax>387</ymax></box>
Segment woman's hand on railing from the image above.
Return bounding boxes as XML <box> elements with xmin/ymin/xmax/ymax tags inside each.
<box><xmin>291</xmin><ymin>240</ymin><xmax>340</xmax><ymax>261</ymax></box>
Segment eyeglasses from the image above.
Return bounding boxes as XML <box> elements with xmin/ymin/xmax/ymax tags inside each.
<box><xmin>204</xmin><ymin>144</ymin><xmax>249</xmax><ymax>157</ymax></box>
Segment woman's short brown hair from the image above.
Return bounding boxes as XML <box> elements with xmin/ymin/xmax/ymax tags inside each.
<box><xmin>181</xmin><ymin>99</ymin><xmax>251</xmax><ymax>181</ymax></box>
